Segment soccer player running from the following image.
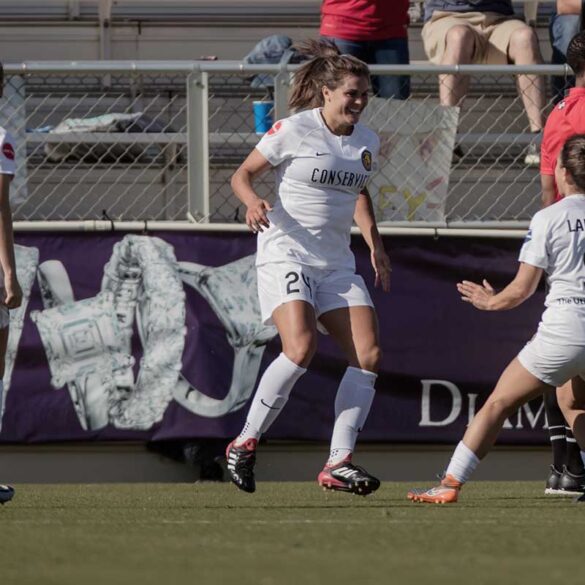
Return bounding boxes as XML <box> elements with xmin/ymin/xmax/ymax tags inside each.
<box><xmin>540</xmin><ymin>31</ymin><xmax>585</xmax><ymax>496</ymax></box>
<box><xmin>0</xmin><ymin>79</ymin><xmax>23</xmax><ymax>505</ymax></box>
<box><xmin>408</xmin><ymin>134</ymin><xmax>585</xmax><ymax>504</ymax></box>
<box><xmin>226</xmin><ymin>39</ymin><xmax>390</xmax><ymax>495</ymax></box>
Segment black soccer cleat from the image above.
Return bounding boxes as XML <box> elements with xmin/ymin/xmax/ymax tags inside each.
<box><xmin>226</xmin><ymin>438</ymin><xmax>257</xmax><ymax>493</ymax></box>
<box><xmin>317</xmin><ymin>456</ymin><xmax>380</xmax><ymax>496</ymax></box>
<box><xmin>544</xmin><ymin>465</ymin><xmax>563</xmax><ymax>495</ymax></box>
<box><xmin>0</xmin><ymin>484</ymin><xmax>14</xmax><ymax>505</ymax></box>
<box><xmin>559</xmin><ymin>466</ymin><xmax>585</xmax><ymax>496</ymax></box>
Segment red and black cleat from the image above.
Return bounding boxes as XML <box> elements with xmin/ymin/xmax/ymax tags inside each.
<box><xmin>318</xmin><ymin>456</ymin><xmax>380</xmax><ymax>496</ymax></box>
<box><xmin>226</xmin><ymin>439</ymin><xmax>258</xmax><ymax>493</ymax></box>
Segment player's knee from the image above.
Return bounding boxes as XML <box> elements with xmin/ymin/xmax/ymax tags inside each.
<box><xmin>484</xmin><ymin>395</ymin><xmax>515</xmax><ymax>419</ymax></box>
<box><xmin>445</xmin><ymin>25</ymin><xmax>475</xmax><ymax>58</ymax></box>
<box><xmin>356</xmin><ymin>344</ymin><xmax>382</xmax><ymax>373</ymax></box>
<box><xmin>557</xmin><ymin>388</ymin><xmax>584</xmax><ymax>414</ymax></box>
<box><xmin>282</xmin><ymin>333</ymin><xmax>317</xmax><ymax>367</ymax></box>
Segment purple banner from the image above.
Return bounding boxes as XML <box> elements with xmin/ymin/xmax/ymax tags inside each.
<box><xmin>0</xmin><ymin>232</ymin><xmax>547</xmax><ymax>445</ymax></box>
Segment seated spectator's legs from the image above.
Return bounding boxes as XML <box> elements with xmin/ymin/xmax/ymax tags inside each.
<box><xmin>422</xmin><ymin>13</ymin><xmax>480</xmax><ymax>107</ymax></box>
<box><xmin>550</xmin><ymin>13</ymin><xmax>580</xmax><ymax>102</ymax></box>
<box><xmin>371</xmin><ymin>37</ymin><xmax>411</xmax><ymax>99</ymax></box>
<box><xmin>438</xmin><ymin>25</ymin><xmax>476</xmax><ymax>106</ymax></box>
<box><xmin>506</xmin><ymin>25</ymin><xmax>546</xmax><ymax>132</ymax></box>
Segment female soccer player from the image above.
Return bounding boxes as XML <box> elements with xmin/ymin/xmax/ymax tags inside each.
<box><xmin>226</xmin><ymin>40</ymin><xmax>390</xmax><ymax>495</ymax></box>
<box><xmin>0</xmin><ymin>122</ymin><xmax>23</xmax><ymax>504</ymax></box>
<box><xmin>408</xmin><ymin>134</ymin><xmax>585</xmax><ymax>504</ymax></box>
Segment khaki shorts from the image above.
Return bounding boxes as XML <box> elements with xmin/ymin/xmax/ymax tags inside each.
<box><xmin>422</xmin><ymin>11</ymin><xmax>528</xmax><ymax>65</ymax></box>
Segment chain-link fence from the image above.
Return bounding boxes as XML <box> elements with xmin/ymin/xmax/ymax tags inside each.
<box><xmin>1</xmin><ymin>62</ymin><xmax>572</xmax><ymax>227</ymax></box>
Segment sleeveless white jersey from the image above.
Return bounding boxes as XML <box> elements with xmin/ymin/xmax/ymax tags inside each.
<box><xmin>255</xmin><ymin>108</ymin><xmax>380</xmax><ymax>270</ymax></box>
<box><xmin>0</xmin><ymin>127</ymin><xmax>16</xmax><ymax>176</ymax></box>
<box><xmin>519</xmin><ymin>194</ymin><xmax>585</xmax><ymax>340</ymax></box>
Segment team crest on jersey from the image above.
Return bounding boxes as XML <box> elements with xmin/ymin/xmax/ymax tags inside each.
<box><xmin>361</xmin><ymin>149</ymin><xmax>372</xmax><ymax>171</ymax></box>
<box><xmin>2</xmin><ymin>143</ymin><xmax>14</xmax><ymax>161</ymax></box>
<box><xmin>267</xmin><ymin>121</ymin><xmax>283</xmax><ymax>136</ymax></box>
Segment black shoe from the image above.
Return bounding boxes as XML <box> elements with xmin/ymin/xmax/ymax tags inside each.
<box><xmin>225</xmin><ymin>438</ymin><xmax>257</xmax><ymax>493</ymax></box>
<box><xmin>559</xmin><ymin>466</ymin><xmax>585</xmax><ymax>496</ymax></box>
<box><xmin>544</xmin><ymin>465</ymin><xmax>563</xmax><ymax>495</ymax></box>
<box><xmin>0</xmin><ymin>484</ymin><xmax>14</xmax><ymax>504</ymax></box>
<box><xmin>317</xmin><ymin>456</ymin><xmax>380</xmax><ymax>496</ymax></box>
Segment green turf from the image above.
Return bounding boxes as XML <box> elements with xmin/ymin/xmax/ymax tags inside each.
<box><xmin>0</xmin><ymin>482</ymin><xmax>582</xmax><ymax>585</ymax></box>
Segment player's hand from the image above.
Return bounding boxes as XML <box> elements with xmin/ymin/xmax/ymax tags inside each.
<box><xmin>371</xmin><ymin>245</ymin><xmax>391</xmax><ymax>292</ymax></box>
<box><xmin>245</xmin><ymin>198</ymin><xmax>272</xmax><ymax>233</ymax></box>
<box><xmin>457</xmin><ymin>279</ymin><xmax>495</xmax><ymax>310</ymax></box>
<box><xmin>3</xmin><ymin>277</ymin><xmax>22</xmax><ymax>310</ymax></box>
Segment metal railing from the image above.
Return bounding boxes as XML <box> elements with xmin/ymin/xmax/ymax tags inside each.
<box><xmin>2</xmin><ymin>61</ymin><xmax>573</xmax><ymax>232</ymax></box>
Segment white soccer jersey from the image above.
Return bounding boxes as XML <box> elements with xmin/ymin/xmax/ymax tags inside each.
<box><xmin>519</xmin><ymin>195</ymin><xmax>585</xmax><ymax>340</ymax></box>
<box><xmin>0</xmin><ymin>127</ymin><xmax>16</xmax><ymax>176</ymax></box>
<box><xmin>255</xmin><ymin>108</ymin><xmax>380</xmax><ymax>270</ymax></box>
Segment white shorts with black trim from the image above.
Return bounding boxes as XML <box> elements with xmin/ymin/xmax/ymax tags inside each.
<box><xmin>257</xmin><ymin>262</ymin><xmax>374</xmax><ymax>332</ymax></box>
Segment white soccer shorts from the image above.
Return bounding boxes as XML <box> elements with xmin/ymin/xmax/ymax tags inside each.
<box><xmin>518</xmin><ymin>332</ymin><xmax>585</xmax><ymax>388</ymax></box>
<box><xmin>257</xmin><ymin>262</ymin><xmax>374</xmax><ymax>331</ymax></box>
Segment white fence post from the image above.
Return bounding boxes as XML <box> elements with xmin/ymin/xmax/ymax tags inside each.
<box><xmin>273</xmin><ymin>63</ymin><xmax>290</xmax><ymax>122</ymax></box>
<box><xmin>187</xmin><ymin>67</ymin><xmax>210</xmax><ymax>222</ymax></box>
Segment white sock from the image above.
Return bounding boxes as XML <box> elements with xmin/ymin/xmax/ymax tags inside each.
<box><xmin>328</xmin><ymin>367</ymin><xmax>377</xmax><ymax>465</ymax></box>
<box><xmin>445</xmin><ymin>441</ymin><xmax>480</xmax><ymax>484</ymax></box>
<box><xmin>237</xmin><ymin>353</ymin><xmax>306</xmax><ymax>444</ymax></box>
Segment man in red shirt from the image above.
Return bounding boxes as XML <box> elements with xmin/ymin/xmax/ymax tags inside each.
<box><xmin>539</xmin><ymin>30</ymin><xmax>585</xmax><ymax>496</ymax></box>
<box><xmin>320</xmin><ymin>0</ymin><xmax>410</xmax><ymax>99</ymax></box>
<box><xmin>541</xmin><ymin>33</ymin><xmax>585</xmax><ymax>206</ymax></box>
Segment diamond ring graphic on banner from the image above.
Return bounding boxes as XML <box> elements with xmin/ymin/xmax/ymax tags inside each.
<box><xmin>27</xmin><ymin>235</ymin><xmax>276</xmax><ymax>431</ymax></box>
<box><xmin>176</xmin><ymin>254</ymin><xmax>277</xmax><ymax>418</ymax></box>
<box><xmin>32</xmin><ymin>236</ymin><xmax>186</xmax><ymax>431</ymax></box>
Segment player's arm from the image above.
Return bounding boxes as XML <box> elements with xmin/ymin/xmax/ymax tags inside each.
<box><xmin>354</xmin><ymin>188</ymin><xmax>391</xmax><ymax>292</ymax></box>
<box><xmin>231</xmin><ymin>148</ymin><xmax>273</xmax><ymax>233</ymax></box>
<box><xmin>541</xmin><ymin>174</ymin><xmax>556</xmax><ymax>208</ymax></box>
<box><xmin>457</xmin><ymin>262</ymin><xmax>543</xmax><ymax>311</ymax></box>
<box><xmin>0</xmin><ymin>174</ymin><xmax>22</xmax><ymax>309</ymax></box>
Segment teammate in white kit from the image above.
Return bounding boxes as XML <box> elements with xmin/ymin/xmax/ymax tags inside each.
<box><xmin>226</xmin><ymin>40</ymin><xmax>391</xmax><ymax>495</ymax></box>
<box><xmin>408</xmin><ymin>134</ymin><xmax>585</xmax><ymax>504</ymax></box>
<box><xmin>0</xmin><ymin>120</ymin><xmax>23</xmax><ymax>504</ymax></box>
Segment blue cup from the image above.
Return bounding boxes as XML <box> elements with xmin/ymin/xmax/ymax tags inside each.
<box><xmin>253</xmin><ymin>101</ymin><xmax>273</xmax><ymax>134</ymax></box>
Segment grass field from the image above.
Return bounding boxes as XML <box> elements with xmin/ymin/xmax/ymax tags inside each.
<box><xmin>0</xmin><ymin>482</ymin><xmax>582</xmax><ymax>585</ymax></box>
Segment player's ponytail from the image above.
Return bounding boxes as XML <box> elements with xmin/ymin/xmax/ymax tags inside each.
<box><xmin>561</xmin><ymin>134</ymin><xmax>585</xmax><ymax>193</ymax></box>
<box><xmin>288</xmin><ymin>39</ymin><xmax>370</xmax><ymax>112</ymax></box>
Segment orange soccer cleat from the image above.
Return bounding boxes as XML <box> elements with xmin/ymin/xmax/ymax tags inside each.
<box><xmin>407</xmin><ymin>474</ymin><xmax>463</xmax><ymax>504</ymax></box>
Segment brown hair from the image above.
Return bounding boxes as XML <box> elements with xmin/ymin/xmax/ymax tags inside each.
<box><xmin>567</xmin><ymin>31</ymin><xmax>585</xmax><ymax>78</ymax></box>
<box><xmin>288</xmin><ymin>39</ymin><xmax>370</xmax><ymax>112</ymax></box>
<box><xmin>561</xmin><ymin>134</ymin><xmax>585</xmax><ymax>192</ymax></box>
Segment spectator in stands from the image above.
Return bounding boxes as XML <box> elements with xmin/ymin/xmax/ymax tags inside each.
<box><xmin>0</xmin><ymin>64</ymin><xmax>23</xmax><ymax>505</ymax></box>
<box><xmin>550</xmin><ymin>0</ymin><xmax>583</xmax><ymax>102</ymax></box>
<box><xmin>539</xmin><ymin>30</ymin><xmax>585</xmax><ymax>497</ymax></box>
<box><xmin>225</xmin><ymin>40</ymin><xmax>390</xmax><ymax>496</ymax></box>
<box><xmin>320</xmin><ymin>0</ymin><xmax>410</xmax><ymax>99</ymax></box>
<box><xmin>408</xmin><ymin>134</ymin><xmax>585</xmax><ymax>504</ymax></box>
<box><xmin>422</xmin><ymin>0</ymin><xmax>546</xmax><ymax>166</ymax></box>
